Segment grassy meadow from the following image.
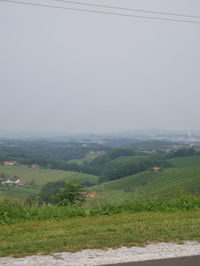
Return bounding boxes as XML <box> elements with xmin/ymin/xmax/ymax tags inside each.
<box><xmin>0</xmin><ymin>165</ymin><xmax>98</xmax><ymax>199</ymax></box>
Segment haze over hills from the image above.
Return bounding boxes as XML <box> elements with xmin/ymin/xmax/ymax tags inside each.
<box><xmin>1</xmin><ymin>128</ymin><xmax>200</xmax><ymax>144</ymax></box>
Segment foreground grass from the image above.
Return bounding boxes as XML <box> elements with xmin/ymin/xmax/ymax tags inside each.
<box><xmin>1</xmin><ymin>194</ymin><xmax>200</xmax><ymax>224</ymax></box>
<box><xmin>0</xmin><ymin>211</ymin><xmax>200</xmax><ymax>257</ymax></box>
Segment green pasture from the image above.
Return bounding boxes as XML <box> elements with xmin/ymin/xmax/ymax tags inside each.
<box><xmin>0</xmin><ymin>165</ymin><xmax>98</xmax><ymax>199</ymax></box>
<box><xmin>0</xmin><ymin>165</ymin><xmax>98</xmax><ymax>186</ymax></box>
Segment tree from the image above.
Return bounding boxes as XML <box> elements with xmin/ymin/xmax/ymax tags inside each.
<box><xmin>53</xmin><ymin>180</ymin><xmax>86</xmax><ymax>206</ymax></box>
<box><xmin>40</xmin><ymin>180</ymin><xmax>66</xmax><ymax>203</ymax></box>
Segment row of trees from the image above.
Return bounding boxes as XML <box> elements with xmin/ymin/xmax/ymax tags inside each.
<box><xmin>166</xmin><ymin>147</ymin><xmax>198</xmax><ymax>158</ymax></box>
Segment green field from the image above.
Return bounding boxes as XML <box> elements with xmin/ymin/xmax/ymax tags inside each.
<box><xmin>1</xmin><ymin>211</ymin><xmax>200</xmax><ymax>257</ymax></box>
<box><xmin>0</xmin><ymin>165</ymin><xmax>98</xmax><ymax>186</ymax></box>
<box><xmin>0</xmin><ymin>165</ymin><xmax>98</xmax><ymax>199</ymax></box>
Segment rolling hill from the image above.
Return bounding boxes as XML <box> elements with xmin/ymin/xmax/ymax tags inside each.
<box><xmin>95</xmin><ymin>156</ymin><xmax>200</xmax><ymax>199</ymax></box>
<box><xmin>1</xmin><ymin>155</ymin><xmax>200</xmax><ymax>201</ymax></box>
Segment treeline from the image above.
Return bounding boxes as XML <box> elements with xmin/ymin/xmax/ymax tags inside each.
<box><xmin>0</xmin><ymin>140</ymin><xmax>108</xmax><ymax>163</ymax></box>
<box><xmin>166</xmin><ymin>146</ymin><xmax>198</xmax><ymax>158</ymax></box>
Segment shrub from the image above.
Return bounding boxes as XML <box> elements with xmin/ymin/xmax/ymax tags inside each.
<box><xmin>53</xmin><ymin>180</ymin><xmax>86</xmax><ymax>206</ymax></box>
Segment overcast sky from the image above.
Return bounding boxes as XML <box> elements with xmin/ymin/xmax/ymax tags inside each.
<box><xmin>0</xmin><ymin>0</ymin><xmax>200</xmax><ymax>134</ymax></box>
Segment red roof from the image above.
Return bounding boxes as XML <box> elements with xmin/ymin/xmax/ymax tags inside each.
<box><xmin>3</xmin><ymin>161</ymin><xmax>17</xmax><ymax>164</ymax></box>
<box><xmin>152</xmin><ymin>167</ymin><xmax>161</xmax><ymax>170</ymax></box>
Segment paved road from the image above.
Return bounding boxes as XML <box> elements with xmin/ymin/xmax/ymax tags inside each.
<box><xmin>102</xmin><ymin>255</ymin><xmax>200</xmax><ymax>266</ymax></box>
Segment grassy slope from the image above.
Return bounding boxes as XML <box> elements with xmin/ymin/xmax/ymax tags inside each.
<box><xmin>96</xmin><ymin>156</ymin><xmax>200</xmax><ymax>198</ymax></box>
<box><xmin>1</xmin><ymin>211</ymin><xmax>200</xmax><ymax>257</ymax></box>
<box><xmin>107</xmin><ymin>156</ymin><xmax>148</xmax><ymax>166</ymax></box>
<box><xmin>0</xmin><ymin>165</ymin><xmax>98</xmax><ymax>199</ymax></box>
<box><xmin>68</xmin><ymin>152</ymin><xmax>104</xmax><ymax>165</ymax></box>
<box><xmin>169</xmin><ymin>155</ymin><xmax>200</xmax><ymax>168</ymax></box>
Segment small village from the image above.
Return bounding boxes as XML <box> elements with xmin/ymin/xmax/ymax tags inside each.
<box><xmin>0</xmin><ymin>177</ymin><xmax>25</xmax><ymax>186</ymax></box>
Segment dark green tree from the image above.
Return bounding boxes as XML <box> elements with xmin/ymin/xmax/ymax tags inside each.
<box><xmin>53</xmin><ymin>180</ymin><xmax>86</xmax><ymax>206</ymax></box>
<box><xmin>40</xmin><ymin>180</ymin><xmax>66</xmax><ymax>203</ymax></box>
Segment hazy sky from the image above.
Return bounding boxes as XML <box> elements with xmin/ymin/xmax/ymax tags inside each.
<box><xmin>0</xmin><ymin>0</ymin><xmax>200</xmax><ymax>134</ymax></box>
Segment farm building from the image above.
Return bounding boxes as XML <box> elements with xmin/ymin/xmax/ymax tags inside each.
<box><xmin>80</xmin><ymin>191</ymin><xmax>97</xmax><ymax>198</ymax></box>
<box><xmin>151</xmin><ymin>166</ymin><xmax>161</xmax><ymax>172</ymax></box>
<box><xmin>2</xmin><ymin>161</ymin><xmax>17</xmax><ymax>166</ymax></box>
<box><xmin>88</xmin><ymin>192</ymin><xmax>97</xmax><ymax>198</ymax></box>
<box><xmin>31</xmin><ymin>164</ymin><xmax>40</xmax><ymax>169</ymax></box>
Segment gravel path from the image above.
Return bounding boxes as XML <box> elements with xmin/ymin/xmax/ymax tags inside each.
<box><xmin>0</xmin><ymin>242</ymin><xmax>200</xmax><ymax>266</ymax></box>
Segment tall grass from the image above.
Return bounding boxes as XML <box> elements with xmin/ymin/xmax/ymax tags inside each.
<box><xmin>1</xmin><ymin>193</ymin><xmax>200</xmax><ymax>225</ymax></box>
